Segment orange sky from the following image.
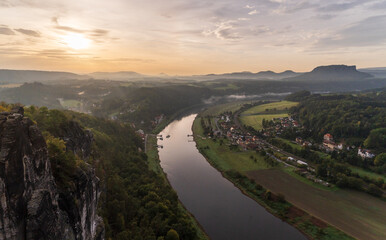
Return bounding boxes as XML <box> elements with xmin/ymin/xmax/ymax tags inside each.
<box><xmin>0</xmin><ymin>0</ymin><xmax>385</xmax><ymax>74</ymax></box>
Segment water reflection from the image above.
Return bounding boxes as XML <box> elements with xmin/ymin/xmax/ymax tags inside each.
<box><xmin>158</xmin><ymin>114</ymin><xmax>306</xmax><ymax>240</ymax></box>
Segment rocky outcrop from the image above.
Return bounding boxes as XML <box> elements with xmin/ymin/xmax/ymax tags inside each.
<box><xmin>286</xmin><ymin>65</ymin><xmax>373</xmax><ymax>82</ymax></box>
<box><xmin>61</xmin><ymin>121</ymin><xmax>94</xmax><ymax>159</ymax></box>
<box><xmin>0</xmin><ymin>107</ymin><xmax>104</xmax><ymax>240</ymax></box>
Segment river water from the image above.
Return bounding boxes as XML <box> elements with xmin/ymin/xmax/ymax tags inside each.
<box><xmin>158</xmin><ymin>114</ymin><xmax>306</xmax><ymax>240</ymax></box>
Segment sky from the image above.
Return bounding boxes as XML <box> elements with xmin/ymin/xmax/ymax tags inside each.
<box><xmin>0</xmin><ymin>0</ymin><xmax>386</xmax><ymax>75</ymax></box>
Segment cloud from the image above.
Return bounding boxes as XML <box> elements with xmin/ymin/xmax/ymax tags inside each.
<box><xmin>316</xmin><ymin>15</ymin><xmax>386</xmax><ymax>48</ymax></box>
<box><xmin>368</xmin><ymin>1</ymin><xmax>386</xmax><ymax>10</ymax></box>
<box><xmin>248</xmin><ymin>10</ymin><xmax>258</xmax><ymax>15</ymax></box>
<box><xmin>53</xmin><ymin>21</ymin><xmax>110</xmax><ymax>40</ymax></box>
<box><xmin>15</xmin><ymin>28</ymin><xmax>40</xmax><ymax>37</ymax></box>
<box><xmin>51</xmin><ymin>16</ymin><xmax>59</xmax><ymax>24</ymax></box>
<box><xmin>318</xmin><ymin>0</ymin><xmax>365</xmax><ymax>12</ymax></box>
<box><xmin>244</xmin><ymin>5</ymin><xmax>255</xmax><ymax>9</ymax></box>
<box><xmin>89</xmin><ymin>29</ymin><xmax>109</xmax><ymax>37</ymax></box>
<box><xmin>0</xmin><ymin>26</ymin><xmax>15</xmax><ymax>35</ymax></box>
<box><xmin>204</xmin><ymin>20</ymin><xmax>241</xmax><ymax>40</ymax></box>
<box><xmin>55</xmin><ymin>25</ymin><xmax>84</xmax><ymax>33</ymax></box>
<box><xmin>36</xmin><ymin>49</ymin><xmax>88</xmax><ymax>59</ymax></box>
<box><xmin>91</xmin><ymin>57</ymin><xmax>155</xmax><ymax>63</ymax></box>
<box><xmin>0</xmin><ymin>0</ymin><xmax>14</xmax><ymax>7</ymax></box>
<box><xmin>275</xmin><ymin>1</ymin><xmax>318</xmax><ymax>14</ymax></box>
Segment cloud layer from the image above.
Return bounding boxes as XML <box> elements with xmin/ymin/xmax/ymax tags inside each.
<box><xmin>0</xmin><ymin>0</ymin><xmax>385</xmax><ymax>74</ymax></box>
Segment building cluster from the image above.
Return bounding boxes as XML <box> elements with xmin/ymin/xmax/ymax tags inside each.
<box><xmin>358</xmin><ymin>148</ymin><xmax>375</xmax><ymax>159</ymax></box>
<box><xmin>321</xmin><ymin>133</ymin><xmax>375</xmax><ymax>158</ymax></box>
<box><xmin>218</xmin><ymin>114</ymin><xmax>265</xmax><ymax>151</ymax></box>
<box><xmin>295</xmin><ymin>137</ymin><xmax>312</xmax><ymax>147</ymax></box>
<box><xmin>135</xmin><ymin>129</ymin><xmax>145</xmax><ymax>140</ymax></box>
<box><xmin>151</xmin><ymin>114</ymin><xmax>164</xmax><ymax>127</ymax></box>
<box><xmin>322</xmin><ymin>133</ymin><xmax>343</xmax><ymax>151</ymax></box>
<box><xmin>215</xmin><ymin>113</ymin><xmax>330</xmax><ymax>187</ymax></box>
<box><xmin>262</xmin><ymin>116</ymin><xmax>301</xmax><ymax>137</ymax></box>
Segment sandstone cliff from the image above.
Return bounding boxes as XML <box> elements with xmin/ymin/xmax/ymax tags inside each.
<box><xmin>0</xmin><ymin>107</ymin><xmax>104</xmax><ymax>240</ymax></box>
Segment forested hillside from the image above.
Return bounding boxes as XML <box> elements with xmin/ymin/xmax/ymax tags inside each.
<box><xmin>1</xmin><ymin>103</ymin><xmax>201</xmax><ymax>240</ymax></box>
<box><xmin>92</xmin><ymin>85</ymin><xmax>213</xmax><ymax>129</ymax></box>
<box><xmin>290</xmin><ymin>90</ymin><xmax>386</xmax><ymax>147</ymax></box>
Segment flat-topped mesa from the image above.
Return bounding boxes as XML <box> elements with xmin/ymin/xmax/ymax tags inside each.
<box><xmin>311</xmin><ymin>65</ymin><xmax>357</xmax><ymax>73</ymax></box>
<box><xmin>0</xmin><ymin>107</ymin><xmax>104</xmax><ymax>240</ymax></box>
<box><xmin>286</xmin><ymin>64</ymin><xmax>373</xmax><ymax>82</ymax></box>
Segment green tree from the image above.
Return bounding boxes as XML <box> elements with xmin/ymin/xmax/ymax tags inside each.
<box><xmin>364</xmin><ymin>128</ymin><xmax>386</xmax><ymax>150</ymax></box>
<box><xmin>374</xmin><ymin>153</ymin><xmax>386</xmax><ymax>166</ymax></box>
<box><xmin>367</xmin><ymin>184</ymin><xmax>383</xmax><ymax>197</ymax></box>
<box><xmin>165</xmin><ymin>229</ymin><xmax>179</xmax><ymax>240</ymax></box>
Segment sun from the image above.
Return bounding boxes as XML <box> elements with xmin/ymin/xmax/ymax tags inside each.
<box><xmin>62</xmin><ymin>33</ymin><xmax>90</xmax><ymax>50</ymax></box>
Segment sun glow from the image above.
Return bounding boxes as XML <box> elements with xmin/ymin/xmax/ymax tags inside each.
<box><xmin>62</xmin><ymin>33</ymin><xmax>90</xmax><ymax>50</ymax></box>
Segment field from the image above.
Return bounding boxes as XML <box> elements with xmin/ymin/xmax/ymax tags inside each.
<box><xmin>240</xmin><ymin>101</ymin><xmax>298</xmax><ymax>131</ymax></box>
<box><xmin>242</xmin><ymin>101</ymin><xmax>298</xmax><ymax>115</ymax></box>
<box><xmin>60</xmin><ymin>99</ymin><xmax>82</xmax><ymax>108</ymax></box>
<box><xmin>194</xmin><ymin>117</ymin><xmax>356</xmax><ymax>239</ymax></box>
<box><xmin>193</xmin><ymin>118</ymin><xmax>270</xmax><ymax>172</ymax></box>
<box><xmin>0</xmin><ymin>83</ymin><xmax>22</xmax><ymax>88</ymax></box>
<box><xmin>276</xmin><ymin>137</ymin><xmax>303</xmax><ymax>151</ymax></box>
<box><xmin>200</xmin><ymin>100</ymin><xmax>254</xmax><ymax>116</ymax></box>
<box><xmin>194</xmin><ymin>110</ymin><xmax>386</xmax><ymax>240</ymax></box>
<box><xmin>240</xmin><ymin>113</ymin><xmax>289</xmax><ymax>130</ymax></box>
<box><xmin>247</xmin><ymin>169</ymin><xmax>386</xmax><ymax>240</ymax></box>
<box><xmin>349</xmin><ymin>166</ymin><xmax>386</xmax><ymax>182</ymax></box>
<box><xmin>145</xmin><ymin>135</ymin><xmax>163</xmax><ymax>173</ymax></box>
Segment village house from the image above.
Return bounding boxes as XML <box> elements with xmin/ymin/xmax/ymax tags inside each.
<box><xmin>358</xmin><ymin>148</ymin><xmax>375</xmax><ymax>158</ymax></box>
<box><xmin>135</xmin><ymin>129</ymin><xmax>145</xmax><ymax>140</ymax></box>
<box><xmin>323</xmin><ymin>133</ymin><xmax>336</xmax><ymax>150</ymax></box>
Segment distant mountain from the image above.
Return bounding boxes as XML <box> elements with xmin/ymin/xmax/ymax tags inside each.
<box><xmin>359</xmin><ymin>67</ymin><xmax>386</xmax><ymax>79</ymax></box>
<box><xmin>89</xmin><ymin>71</ymin><xmax>146</xmax><ymax>80</ymax></box>
<box><xmin>285</xmin><ymin>65</ymin><xmax>373</xmax><ymax>82</ymax></box>
<box><xmin>0</xmin><ymin>69</ymin><xmax>87</xmax><ymax>83</ymax></box>
<box><xmin>195</xmin><ymin>70</ymin><xmax>300</xmax><ymax>80</ymax></box>
<box><xmin>256</xmin><ymin>70</ymin><xmax>300</xmax><ymax>79</ymax></box>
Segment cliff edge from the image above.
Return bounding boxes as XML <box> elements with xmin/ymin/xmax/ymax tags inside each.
<box><xmin>0</xmin><ymin>107</ymin><xmax>104</xmax><ymax>240</ymax></box>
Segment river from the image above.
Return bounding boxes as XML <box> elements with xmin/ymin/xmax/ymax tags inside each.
<box><xmin>158</xmin><ymin>114</ymin><xmax>306</xmax><ymax>240</ymax></box>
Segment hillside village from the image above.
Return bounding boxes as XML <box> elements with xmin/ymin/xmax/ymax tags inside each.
<box><xmin>197</xmin><ymin>104</ymin><xmax>381</xmax><ymax>190</ymax></box>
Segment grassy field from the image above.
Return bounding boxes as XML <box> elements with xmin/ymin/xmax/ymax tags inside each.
<box><xmin>200</xmin><ymin>100</ymin><xmax>254</xmax><ymax>116</ymax></box>
<box><xmin>60</xmin><ymin>99</ymin><xmax>82</xmax><ymax>108</ymax></box>
<box><xmin>145</xmin><ymin>135</ymin><xmax>163</xmax><ymax>173</ymax></box>
<box><xmin>349</xmin><ymin>166</ymin><xmax>386</xmax><ymax>182</ymax></box>
<box><xmin>0</xmin><ymin>83</ymin><xmax>22</xmax><ymax>88</ymax></box>
<box><xmin>276</xmin><ymin>137</ymin><xmax>303</xmax><ymax>151</ymax></box>
<box><xmin>193</xmin><ymin>117</ymin><xmax>271</xmax><ymax>172</ymax></box>
<box><xmin>240</xmin><ymin>113</ymin><xmax>289</xmax><ymax>130</ymax></box>
<box><xmin>239</xmin><ymin>101</ymin><xmax>298</xmax><ymax>131</ymax></box>
<box><xmin>242</xmin><ymin>101</ymin><xmax>298</xmax><ymax>115</ymax></box>
<box><xmin>194</xmin><ymin>117</ymin><xmax>355</xmax><ymax>240</ymax></box>
<box><xmin>247</xmin><ymin>169</ymin><xmax>386</xmax><ymax>240</ymax></box>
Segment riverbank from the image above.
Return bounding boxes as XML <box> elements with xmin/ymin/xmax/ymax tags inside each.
<box><xmin>192</xmin><ymin>115</ymin><xmax>355</xmax><ymax>240</ymax></box>
<box><xmin>145</xmin><ymin>134</ymin><xmax>209</xmax><ymax>240</ymax></box>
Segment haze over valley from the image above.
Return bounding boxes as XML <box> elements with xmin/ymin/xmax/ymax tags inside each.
<box><xmin>1</xmin><ymin>1</ymin><xmax>386</xmax><ymax>240</ymax></box>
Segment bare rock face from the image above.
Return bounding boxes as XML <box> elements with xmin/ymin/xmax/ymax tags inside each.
<box><xmin>61</xmin><ymin>121</ymin><xmax>94</xmax><ymax>159</ymax></box>
<box><xmin>0</xmin><ymin>107</ymin><xmax>104</xmax><ymax>240</ymax></box>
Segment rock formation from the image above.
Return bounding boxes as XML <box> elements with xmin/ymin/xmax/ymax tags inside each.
<box><xmin>0</xmin><ymin>107</ymin><xmax>104</xmax><ymax>240</ymax></box>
